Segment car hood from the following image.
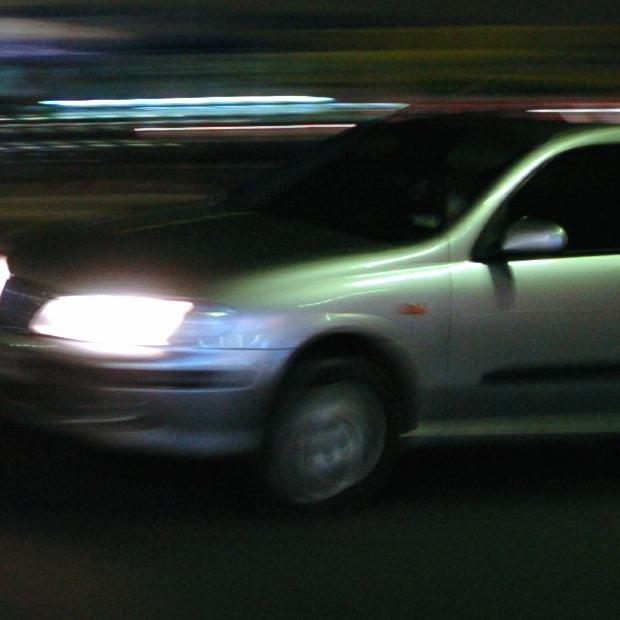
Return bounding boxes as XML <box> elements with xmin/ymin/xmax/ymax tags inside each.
<box><xmin>3</xmin><ymin>202</ymin><xmax>381</xmax><ymax>299</ymax></box>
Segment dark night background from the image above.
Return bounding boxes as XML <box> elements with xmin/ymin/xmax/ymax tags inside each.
<box><xmin>3</xmin><ymin>2</ymin><xmax>620</xmax><ymax>99</ymax></box>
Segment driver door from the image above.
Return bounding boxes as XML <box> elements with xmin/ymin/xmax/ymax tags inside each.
<box><xmin>448</xmin><ymin>143</ymin><xmax>620</xmax><ymax>427</ymax></box>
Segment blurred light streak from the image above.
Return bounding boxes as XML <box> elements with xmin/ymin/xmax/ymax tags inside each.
<box><xmin>40</xmin><ymin>96</ymin><xmax>334</xmax><ymax>108</ymax></box>
<box><xmin>134</xmin><ymin>123</ymin><xmax>355</xmax><ymax>133</ymax></box>
<box><xmin>528</xmin><ymin>108</ymin><xmax>620</xmax><ymax>113</ymax></box>
<box><xmin>527</xmin><ymin>106</ymin><xmax>620</xmax><ymax>123</ymax></box>
<box><xmin>0</xmin><ymin>18</ymin><xmax>124</xmax><ymax>41</ymax></box>
<box><xmin>0</xmin><ymin>43</ymin><xmax>94</xmax><ymax>58</ymax></box>
<box><xmin>36</xmin><ymin>101</ymin><xmax>406</xmax><ymax>122</ymax></box>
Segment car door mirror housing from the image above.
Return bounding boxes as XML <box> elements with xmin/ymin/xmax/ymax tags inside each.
<box><xmin>500</xmin><ymin>217</ymin><xmax>568</xmax><ymax>256</ymax></box>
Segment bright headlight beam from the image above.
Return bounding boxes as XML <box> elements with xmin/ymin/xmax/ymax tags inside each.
<box><xmin>30</xmin><ymin>295</ymin><xmax>194</xmax><ymax>346</ymax></box>
<box><xmin>0</xmin><ymin>256</ymin><xmax>10</xmax><ymax>298</ymax></box>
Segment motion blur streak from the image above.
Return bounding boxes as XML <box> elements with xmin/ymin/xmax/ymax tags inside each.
<box><xmin>40</xmin><ymin>96</ymin><xmax>335</xmax><ymax>108</ymax></box>
<box><xmin>0</xmin><ymin>17</ymin><xmax>123</xmax><ymax>41</ymax></box>
<box><xmin>34</xmin><ymin>99</ymin><xmax>406</xmax><ymax>123</ymax></box>
<box><xmin>135</xmin><ymin>124</ymin><xmax>355</xmax><ymax>132</ymax></box>
<box><xmin>134</xmin><ymin>124</ymin><xmax>356</xmax><ymax>138</ymax></box>
<box><xmin>529</xmin><ymin>108</ymin><xmax>620</xmax><ymax>113</ymax></box>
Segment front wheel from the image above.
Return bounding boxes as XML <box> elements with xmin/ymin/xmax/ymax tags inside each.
<box><xmin>262</xmin><ymin>357</ymin><xmax>401</xmax><ymax>508</ymax></box>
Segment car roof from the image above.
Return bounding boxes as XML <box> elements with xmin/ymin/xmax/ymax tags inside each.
<box><xmin>387</xmin><ymin>111</ymin><xmax>597</xmax><ymax>145</ymax></box>
<box><xmin>370</xmin><ymin>111</ymin><xmax>620</xmax><ymax>168</ymax></box>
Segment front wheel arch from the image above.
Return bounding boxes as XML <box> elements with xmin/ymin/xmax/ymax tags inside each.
<box><xmin>268</xmin><ymin>331</ymin><xmax>417</xmax><ymax>435</ymax></box>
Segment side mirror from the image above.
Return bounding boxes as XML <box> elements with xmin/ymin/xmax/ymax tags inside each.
<box><xmin>500</xmin><ymin>217</ymin><xmax>567</xmax><ymax>255</ymax></box>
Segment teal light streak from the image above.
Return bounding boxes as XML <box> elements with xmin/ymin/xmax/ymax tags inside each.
<box><xmin>39</xmin><ymin>96</ymin><xmax>335</xmax><ymax>108</ymax></box>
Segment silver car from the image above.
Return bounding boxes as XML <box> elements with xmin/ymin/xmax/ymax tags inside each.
<box><xmin>1</xmin><ymin>114</ymin><xmax>619</xmax><ymax>507</ymax></box>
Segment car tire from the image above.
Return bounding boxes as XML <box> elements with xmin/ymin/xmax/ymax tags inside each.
<box><xmin>262</xmin><ymin>356</ymin><xmax>402</xmax><ymax>510</ymax></box>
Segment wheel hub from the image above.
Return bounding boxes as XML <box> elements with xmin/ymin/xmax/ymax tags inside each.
<box><xmin>273</xmin><ymin>382</ymin><xmax>387</xmax><ymax>504</ymax></box>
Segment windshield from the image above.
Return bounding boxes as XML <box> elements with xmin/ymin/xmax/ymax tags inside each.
<box><xmin>235</xmin><ymin>116</ymin><xmax>554</xmax><ymax>245</ymax></box>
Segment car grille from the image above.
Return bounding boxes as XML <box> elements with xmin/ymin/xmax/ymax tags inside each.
<box><xmin>0</xmin><ymin>277</ymin><xmax>52</xmax><ymax>331</ymax></box>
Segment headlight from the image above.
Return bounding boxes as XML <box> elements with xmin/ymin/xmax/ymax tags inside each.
<box><xmin>30</xmin><ymin>295</ymin><xmax>194</xmax><ymax>346</ymax></box>
<box><xmin>0</xmin><ymin>256</ymin><xmax>10</xmax><ymax>298</ymax></box>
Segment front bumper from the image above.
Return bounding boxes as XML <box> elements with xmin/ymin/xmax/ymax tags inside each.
<box><xmin>0</xmin><ymin>333</ymin><xmax>290</xmax><ymax>456</ymax></box>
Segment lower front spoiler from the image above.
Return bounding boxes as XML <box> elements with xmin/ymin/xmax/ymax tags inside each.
<box><xmin>0</xmin><ymin>383</ymin><xmax>269</xmax><ymax>456</ymax></box>
<box><xmin>0</xmin><ymin>337</ymin><xmax>290</xmax><ymax>457</ymax></box>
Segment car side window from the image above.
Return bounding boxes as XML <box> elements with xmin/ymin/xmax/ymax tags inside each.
<box><xmin>503</xmin><ymin>144</ymin><xmax>620</xmax><ymax>254</ymax></box>
<box><xmin>264</xmin><ymin>132</ymin><xmax>453</xmax><ymax>244</ymax></box>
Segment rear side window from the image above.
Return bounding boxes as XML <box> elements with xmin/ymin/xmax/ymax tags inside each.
<box><xmin>504</xmin><ymin>144</ymin><xmax>620</xmax><ymax>254</ymax></box>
